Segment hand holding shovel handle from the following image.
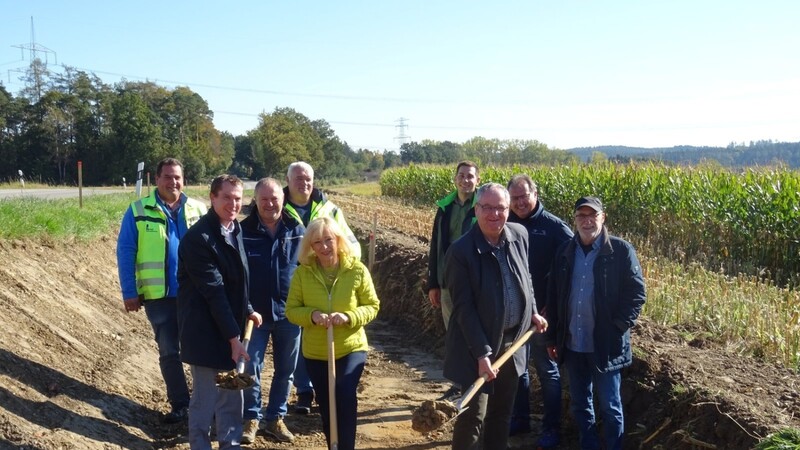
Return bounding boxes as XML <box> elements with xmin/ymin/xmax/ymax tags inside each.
<box><xmin>216</xmin><ymin>318</ymin><xmax>256</xmax><ymax>390</ymax></box>
<box><xmin>456</xmin><ymin>329</ymin><xmax>534</xmax><ymax>412</ymax></box>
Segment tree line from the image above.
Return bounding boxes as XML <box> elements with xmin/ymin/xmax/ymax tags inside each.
<box><xmin>570</xmin><ymin>140</ymin><xmax>800</xmax><ymax>168</ymax></box>
<box><xmin>0</xmin><ymin>61</ymin><xmax>403</xmax><ymax>185</ymax></box>
<box><xmin>0</xmin><ymin>61</ymin><xmax>590</xmax><ymax>186</ymax></box>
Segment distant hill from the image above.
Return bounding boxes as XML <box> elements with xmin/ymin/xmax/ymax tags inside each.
<box><xmin>568</xmin><ymin>140</ymin><xmax>800</xmax><ymax>168</ymax></box>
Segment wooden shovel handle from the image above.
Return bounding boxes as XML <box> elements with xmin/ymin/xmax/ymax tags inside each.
<box><xmin>328</xmin><ymin>325</ymin><xmax>339</xmax><ymax>449</ymax></box>
<box><xmin>457</xmin><ymin>329</ymin><xmax>534</xmax><ymax>409</ymax></box>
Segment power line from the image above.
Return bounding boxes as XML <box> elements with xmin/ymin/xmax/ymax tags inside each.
<box><xmin>67</xmin><ymin>65</ymin><xmax>451</xmax><ymax>104</ymax></box>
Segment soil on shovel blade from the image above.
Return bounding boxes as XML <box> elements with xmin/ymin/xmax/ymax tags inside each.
<box><xmin>0</xmin><ymin>193</ymin><xmax>798</xmax><ymax>449</ymax></box>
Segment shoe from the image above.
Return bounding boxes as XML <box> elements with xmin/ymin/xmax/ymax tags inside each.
<box><xmin>162</xmin><ymin>406</ymin><xmax>188</xmax><ymax>424</ymax></box>
<box><xmin>241</xmin><ymin>419</ymin><xmax>259</xmax><ymax>445</ymax></box>
<box><xmin>437</xmin><ymin>385</ymin><xmax>461</xmax><ymax>401</ymax></box>
<box><xmin>536</xmin><ymin>429</ymin><xmax>560</xmax><ymax>448</ymax></box>
<box><xmin>508</xmin><ymin>417</ymin><xmax>531</xmax><ymax>436</ymax></box>
<box><xmin>264</xmin><ymin>418</ymin><xmax>295</xmax><ymax>443</ymax></box>
<box><xmin>294</xmin><ymin>391</ymin><xmax>314</xmax><ymax>415</ymax></box>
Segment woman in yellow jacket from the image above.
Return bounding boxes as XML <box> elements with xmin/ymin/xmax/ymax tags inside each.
<box><xmin>286</xmin><ymin>216</ymin><xmax>380</xmax><ymax>450</ymax></box>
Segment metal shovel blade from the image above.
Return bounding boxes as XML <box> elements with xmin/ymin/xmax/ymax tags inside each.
<box><xmin>216</xmin><ymin>319</ymin><xmax>256</xmax><ymax>390</ymax></box>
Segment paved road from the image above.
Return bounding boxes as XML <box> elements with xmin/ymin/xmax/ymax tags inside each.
<box><xmin>0</xmin><ymin>187</ymin><xmax>130</xmax><ymax>200</ymax></box>
<box><xmin>0</xmin><ymin>181</ymin><xmax>256</xmax><ymax>200</ymax></box>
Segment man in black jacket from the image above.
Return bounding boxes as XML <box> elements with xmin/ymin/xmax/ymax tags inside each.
<box><xmin>443</xmin><ymin>183</ymin><xmax>548</xmax><ymax>450</ymax></box>
<box><xmin>178</xmin><ymin>174</ymin><xmax>262</xmax><ymax>450</ymax></box>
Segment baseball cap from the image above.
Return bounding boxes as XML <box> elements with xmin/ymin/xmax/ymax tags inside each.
<box><xmin>574</xmin><ymin>196</ymin><xmax>603</xmax><ymax>212</ymax></box>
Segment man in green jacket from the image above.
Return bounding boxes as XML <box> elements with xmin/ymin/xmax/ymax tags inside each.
<box><xmin>427</xmin><ymin>161</ymin><xmax>480</xmax><ymax>329</ymax></box>
<box><xmin>427</xmin><ymin>161</ymin><xmax>480</xmax><ymax>400</ymax></box>
<box><xmin>283</xmin><ymin>161</ymin><xmax>361</xmax><ymax>414</ymax></box>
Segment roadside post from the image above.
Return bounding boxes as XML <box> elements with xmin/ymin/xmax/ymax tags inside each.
<box><xmin>368</xmin><ymin>213</ymin><xmax>377</xmax><ymax>272</ymax></box>
<box><xmin>122</xmin><ymin>176</ymin><xmax>126</xmax><ymax>189</ymax></box>
<box><xmin>135</xmin><ymin>162</ymin><xmax>144</xmax><ymax>198</ymax></box>
<box><xmin>78</xmin><ymin>161</ymin><xmax>84</xmax><ymax>208</ymax></box>
<box><xmin>18</xmin><ymin>170</ymin><xmax>24</xmax><ymax>189</ymax></box>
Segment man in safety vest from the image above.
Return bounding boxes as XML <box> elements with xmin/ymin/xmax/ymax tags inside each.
<box><xmin>116</xmin><ymin>157</ymin><xmax>207</xmax><ymax>424</ymax></box>
<box><xmin>283</xmin><ymin>161</ymin><xmax>361</xmax><ymax>415</ymax></box>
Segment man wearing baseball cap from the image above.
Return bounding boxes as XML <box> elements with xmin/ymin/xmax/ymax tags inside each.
<box><xmin>544</xmin><ymin>196</ymin><xmax>646</xmax><ymax>450</ymax></box>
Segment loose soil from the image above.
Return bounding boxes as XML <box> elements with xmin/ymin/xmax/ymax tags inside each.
<box><xmin>1</xmin><ymin>193</ymin><xmax>798</xmax><ymax>450</ymax></box>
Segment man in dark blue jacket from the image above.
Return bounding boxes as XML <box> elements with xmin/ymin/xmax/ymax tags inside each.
<box><xmin>443</xmin><ymin>183</ymin><xmax>547</xmax><ymax>450</ymax></box>
<box><xmin>506</xmin><ymin>174</ymin><xmax>573</xmax><ymax>447</ymax></box>
<box><xmin>545</xmin><ymin>196</ymin><xmax>646</xmax><ymax>450</ymax></box>
<box><xmin>178</xmin><ymin>174</ymin><xmax>262</xmax><ymax>450</ymax></box>
<box><xmin>240</xmin><ymin>178</ymin><xmax>304</xmax><ymax>444</ymax></box>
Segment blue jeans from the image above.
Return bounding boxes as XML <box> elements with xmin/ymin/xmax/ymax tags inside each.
<box><xmin>144</xmin><ymin>298</ymin><xmax>190</xmax><ymax>409</ymax></box>
<box><xmin>512</xmin><ymin>342</ymin><xmax>531</xmax><ymax>423</ymax></box>
<box><xmin>293</xmin><ymin>337</ymin><xmax>314</xmax><ymax>395</ymax></box>
<box><xmin>305</xmin><ymin>351</ymin><xmax>367</xmax><ymax>450</ymax></box>
<box><xmin>563</xmin><ymin>349</ymin><xmax>624</xmax><ymax>450</ymax></box>
<box><xmin>188</xmin><ymin>365</ymin><xmax>243</xmax><ymax>450</ymax></box>
<box><xmin>243</xmin><ymin>318</ymin><xmax>300</xmax><ymax>421</ymax></box>
<box><xmin>530</xmin><ymin>332</ymin><xmax>562</xmax><ymax>431</ymax></box>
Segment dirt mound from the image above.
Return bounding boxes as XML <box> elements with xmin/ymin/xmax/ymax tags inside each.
<box><xmin>0</xmin><ymin>200</ymin><xmax>798</xmax><ymax>449</ymax></box>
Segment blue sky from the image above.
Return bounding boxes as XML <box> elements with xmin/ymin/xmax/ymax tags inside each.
<box><xmin>2</xmin><ymin>1</ymin><xmax>798</xmax><ymax>152</ymax></box>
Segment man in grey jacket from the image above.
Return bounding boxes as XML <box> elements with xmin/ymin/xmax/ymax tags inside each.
<box><xmin>443</xmin><ymin>183</ymin><xmax>547</xmax><ymax>450</ymax></box>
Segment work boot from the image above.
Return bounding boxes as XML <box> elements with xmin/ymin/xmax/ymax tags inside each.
<box><xmin>264</xmin><ymin>418</ymin><xmax>295</xmax><ymax>443</ymax></box>
<box><xmin>162</xmin><ymin>405</ymin><xmax>188</xmax><ymax>424</ymax></box>
<box><xmin>241</xmin><ymin>419</ymin><xmax>259</xmax><ymax>445</ymax></box>
<box><xmin>294</xmin><ymin>391</ymin><xmax>314</xmax><ymax>415</ymax></box>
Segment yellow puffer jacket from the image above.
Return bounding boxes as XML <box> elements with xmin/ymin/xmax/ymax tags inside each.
<box><xmin>286</xmin><ymin>255</ymin><xmax>380</xmax><ymax>360</ymax></box>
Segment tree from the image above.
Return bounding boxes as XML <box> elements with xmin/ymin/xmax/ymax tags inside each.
<box><xmin>109</xmin><ymin>90</ymin><xmax>165</xmax><ymax>183</ymax></box>
<box><xmin>252</xmin><ymin>107</ymin><xmax>324</xmax><ymax>177</ymax></box>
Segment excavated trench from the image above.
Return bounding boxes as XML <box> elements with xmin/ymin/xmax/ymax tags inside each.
<box><xmin>354</xmin><ymin>220</ymin><xmax>776</xmax><ymax>449</ymax></box>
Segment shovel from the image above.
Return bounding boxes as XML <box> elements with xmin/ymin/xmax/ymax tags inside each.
<box><xmin>215</xmin><ymin>318</ymin><xmax>255</xmax><ymax>390</ymax></box>
<box><xmin>455</xmin><ymin>329</ymin><xmax>534</xmax><ymax>415</ymax></box>
<box><xmin>327</xmin><ymin>324</ymin><xmax>339</xmax><ymax>450</ymax></box>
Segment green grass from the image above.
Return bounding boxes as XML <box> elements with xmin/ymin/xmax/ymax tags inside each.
<box><xmin>0</xmin><ymin>181</ymin><xmax>53</xmax><ymax>189</ymax></box>
<box><xmin>0</xmin><ymin>190</ymin><xmax>209</xmax><ymax>240</ymax></box>
<box><xmin>755</xmin><ymin>428</ymin><xmax>800</xmax><ymax>449</ymax></box>
<box><xmin>0</xmin><ymin>194</ymin><xmax>133</xmax><ymax>240</ymax></box>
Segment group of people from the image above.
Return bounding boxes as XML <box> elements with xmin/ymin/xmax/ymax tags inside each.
<box><xmin>428</xmin><ymin>162</ymin><xmax>646</xmax><ymax>450</ymax></box>
<box><xmin>118</xmin><ymin>156</ymin><xmax>646</xmax><ymax>450</ymax></box>
<box><xmin>117</xmin><ymin>158</ymin><xmax>378</xmax><ymax>450</ymax></box>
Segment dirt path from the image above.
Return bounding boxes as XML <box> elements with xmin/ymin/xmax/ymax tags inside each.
<box><xmin>0</xmin><ymin>193</ymin><xmax>798</xmax><ymax>449</ymax></box>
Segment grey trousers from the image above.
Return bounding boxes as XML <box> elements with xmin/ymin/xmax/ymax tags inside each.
<box><xmin>188</xmin><ymin>365</ymin><xmax>244</xmax><ymax>450</ymax></box>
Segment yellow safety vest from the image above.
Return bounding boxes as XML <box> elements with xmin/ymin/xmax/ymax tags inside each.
<box><xmin>131</xmin><ymin>194</ymin><xmax>206</xmax><ymax>299</ymax></box>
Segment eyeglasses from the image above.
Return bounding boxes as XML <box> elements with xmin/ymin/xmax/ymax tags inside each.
<box><xmin>476</xmin><ymin>204</ymin><xmax>509</xmax><ymax>214</ymax></box>
<box><xmin>510</xmin><ymin>193</ymin><xmax>532</xmax><ymax>202</ymax></box>
<box><xmin>574</xmin><ymin>212</ymin><xmax>602</xmax><ymax>221</ymax></box>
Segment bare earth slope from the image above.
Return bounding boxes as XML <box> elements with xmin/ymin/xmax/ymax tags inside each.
<box><xmin>0</xmin><ymin>194</ymin><xmax>798</xmax><ymax>449</ymax></box>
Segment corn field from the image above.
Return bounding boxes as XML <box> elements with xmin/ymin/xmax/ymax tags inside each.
<box><xmin>381</xmin><ymin>163</ymin><xmax>800</xmax><ymax>288</ymax></box>
<box><xmin>334</xmin><ymin>167</ymin><xmax>800</xmax><ymax>368</ymax></box>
